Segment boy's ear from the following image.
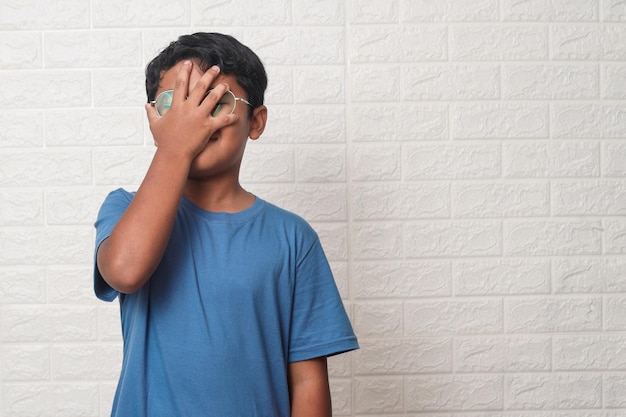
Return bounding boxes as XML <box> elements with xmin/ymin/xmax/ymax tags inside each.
<box><xmin>248</xmin><ymin>105</ymin><xmax>267</xmax><ymax>140</ymax></box>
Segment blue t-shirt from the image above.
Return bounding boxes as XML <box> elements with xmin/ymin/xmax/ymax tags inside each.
<box><xmin>93</xmin><ymin>189</ymin><xmax>358</xmax><ymax>417</ymax></box>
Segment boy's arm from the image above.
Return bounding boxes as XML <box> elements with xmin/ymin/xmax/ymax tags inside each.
<box><xmin>97</xmin><ymin>62</ymin><xmax>237</xmax><ymax>294</ymax></box>
<box><xmin>96</xmin><ymin>148</ymin><xmax>191</xmax><ymax>293</ymax></box>
<box><xmin>288</xmin><ymin>357</ymin><xmax>332</xmax><ymax>417</ymax></box>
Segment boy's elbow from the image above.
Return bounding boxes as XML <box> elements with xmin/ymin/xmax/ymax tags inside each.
<box><xmin>97</xmin><ymin>243</ymin><xmax>150</xmax><ymax>294</ymax></box>
<box><xmin>108</xmin><ymin>275</ymin><xmax>146</xmax><ymax>294</ymax></box>
<box><xmin>99</xmin><ymin>260</ymin><xmax>148</xmax><ymax>294</ymax></box>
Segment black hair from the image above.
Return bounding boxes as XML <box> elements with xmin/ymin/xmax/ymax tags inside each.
<box><xmin>145</xmin><ymin>32</ymin><xmax>267</xmax><ymax>117</ymax></box>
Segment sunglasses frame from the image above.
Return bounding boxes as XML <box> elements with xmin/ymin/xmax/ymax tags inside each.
<box><xmin>150</xmin><ymin>89</ymin><xmax>251</xmax><ymax>117</ymax></box>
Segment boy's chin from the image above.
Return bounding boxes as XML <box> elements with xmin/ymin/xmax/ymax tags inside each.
<box><xmin>188</xmin><ymin>153</ymin><xmax>228</xmax><ymax>179</ymax></box>
<box><xmin>189</xmin><ymin>155</ymin><xmax>214</xmax><ymax>174</ymax></box>
<box><xmin>191</xmin><ymin>141</ymin><xmax>216</xmax><ymax>161</ymax></box>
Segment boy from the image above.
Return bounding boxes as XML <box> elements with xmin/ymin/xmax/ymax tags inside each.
<box><xmin>93</xmin><ymin>33</ymin><xmax>358</xmax><ymax>416</ymax></box>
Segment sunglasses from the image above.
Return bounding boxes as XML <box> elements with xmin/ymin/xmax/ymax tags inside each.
<box><xmin>150</xmin><ymin>89</ymin><xmax>250</xmax><ymax>117</ymax></box>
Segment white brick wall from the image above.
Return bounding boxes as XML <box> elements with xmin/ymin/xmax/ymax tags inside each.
<box><xmin>1</xmin><ymin>1</ymin><xmax>625</xmax><ymax>416</ymax></box>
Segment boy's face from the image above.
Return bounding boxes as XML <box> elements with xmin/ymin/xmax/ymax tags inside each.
<box><xmin>154</xmin><ymin>60</ymin><xmax>267</xmax><ymax>181</ymax></box>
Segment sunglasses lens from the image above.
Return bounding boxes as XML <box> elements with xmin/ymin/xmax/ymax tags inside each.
<box><xmin>210</xmin><ymin>90</ymin><xmax>235</xmax><ymax>117</ymax></box>
<box><xmin>153</xmin><ymin>90</ymin><xmax>238</xmax><ymax>117</ymax></box>
<box><xmin>154</xmin><ymin>91</ymin><xmax>173</xmax><ymax>116</ymax></box>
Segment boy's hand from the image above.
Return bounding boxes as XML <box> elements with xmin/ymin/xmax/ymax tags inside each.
<box><xmin>145</xmin><ymin>61</ymin><xmax>238</xmax><ymax>161</ymax></box>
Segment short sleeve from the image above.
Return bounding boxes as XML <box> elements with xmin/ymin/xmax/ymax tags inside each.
<box><xmin>93</xmin><ymin>188</ymin><xmax>134</xmax><ymax>302</ymax></box>
<box><xmin>288</xmin><ymin>234</ymin><xmax>358</xmax><ymax>362</ymax></box>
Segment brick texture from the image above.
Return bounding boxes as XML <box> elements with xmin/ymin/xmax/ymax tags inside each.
<box><xmin>1</xmin><ymin>1</ymin><xmax>625</xmax><ymax>416</ymax></box>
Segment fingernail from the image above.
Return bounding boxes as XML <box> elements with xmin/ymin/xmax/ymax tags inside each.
<box><xmin>183</xmin><ymin>60</ymin><xmax>192</xmax><ymax>66</ymax></box>
<box><xmin>210</xmin><ymin>65</ymin><xmax>220</xmax><ymax>73</ymax></box>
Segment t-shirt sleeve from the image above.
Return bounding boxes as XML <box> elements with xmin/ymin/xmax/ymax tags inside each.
<box><xmin>93</xmin><ymin>188</ymin><xmax>134</xmax><ymax>302</ymax></box>
<box><xmin>288</xmin><ymin>232</ymin><xmax>359</xmax><ymax>362</ymax></box>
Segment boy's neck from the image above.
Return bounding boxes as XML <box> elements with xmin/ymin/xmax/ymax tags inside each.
<box><xmin>183</xmin><ymin>179</ymin><xmax>255</xmax><ymax>213</ymax></box>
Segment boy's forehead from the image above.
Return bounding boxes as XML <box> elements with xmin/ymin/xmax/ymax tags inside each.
<box><xmin>157</xmin><ymin>61</ymin><xmax>243</xmax><ymax>95</ymax></box>
<box><xmin>158</xmin><ymin>61</ymin><xmax>203</xmax><ymax>86</ymax></box>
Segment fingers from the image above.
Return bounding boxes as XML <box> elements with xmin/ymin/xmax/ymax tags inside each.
<box><xmin>145</xmin><ymin>102</ymin><xmax>158</xmax><ymax>124</ymax></box>
<box><xmin>145</xmin><ymin>103</ymin><xmax>162</xmax><ymax>146</ymax></box>
<box><xmin>172</xmin><ymin>60</ymin><xmax>193</xmax><ymax>107</ymax></box>
<box><xmin>187</xmin><ymin>65</ymin><xmax>221</xmax><ymax>101</ymax></box>
<box><xmin>175</xmin><ymin>63</ymin><xmax>230</xmax><ymax>119</ymax></box>
<box><xmin>187</xmin><ymin>65</ymin><xmax>229</xmax><ymax>113</ymax></box>
<box><xmin>197</xmin><ymin>83</ymin><xmax>230</xmax><ymax>118</ymax></box>
<box><xmin>160</xmin><ymin>61</ymin><xmax>233</xmax><ymax>123</ymax></box>
<box><xmin>215</xmin><ymin>112</ymin><xmax>239</xmax><ymax>128</ymax></box>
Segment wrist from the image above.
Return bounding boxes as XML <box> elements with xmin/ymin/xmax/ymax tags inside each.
<box><xmin>154</xmin><ymin>143</ymin><xmax>196</xmax><ymax>166</ymax></box>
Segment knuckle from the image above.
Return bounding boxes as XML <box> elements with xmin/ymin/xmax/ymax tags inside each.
<box><xmin>194</xmin><ymin>79</ymin><xmax>210</xmax><ymax>91</ymax></box>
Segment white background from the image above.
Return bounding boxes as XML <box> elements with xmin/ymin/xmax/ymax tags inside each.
<box><xmin>2</xmin><ymin>0</ymin><xmax>626</xmax><ymax>416</ymax></box>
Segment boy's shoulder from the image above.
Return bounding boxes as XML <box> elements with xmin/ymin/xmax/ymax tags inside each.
<box><xmin>257</xmin><ymin>198</ymin><xmax>316</xmax><ymax>232</ymax></box>
<box><xmin>97</xmin><ymin>188</ymin><xmax>135</xmax><ymax>215</ymax></box>
<box><xmin>105</xmin><ymin>187</ymin><xmax>135</xmax><ymax>201</ymax></box>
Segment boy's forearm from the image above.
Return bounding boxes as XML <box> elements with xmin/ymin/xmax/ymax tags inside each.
<box><xmin>289</xmin><ymin>358</ymin><xmax>332</xmax><ymax>417</ymax></box>
<box><xmin>97</xmin><ymin>148</ymin><xmax>192</xmax><ymax>293</ymax></box>
<box><xmin>290</xmin><ymin>386</ymin><xmax>331</xmax><ymax>417</ymax></box>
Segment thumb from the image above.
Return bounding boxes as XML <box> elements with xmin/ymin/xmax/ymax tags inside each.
<box><xmin>145</xmin><ymin>103</ymin><xmax>159</xmax><ymax>123</ymax></box>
